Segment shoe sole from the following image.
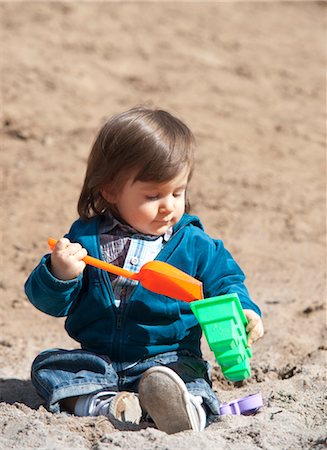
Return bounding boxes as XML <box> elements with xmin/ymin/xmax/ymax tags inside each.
<box><xmin>138</xmin><ymin>366</ymin><xmax>199</xmax><ymax>434</ymax></box>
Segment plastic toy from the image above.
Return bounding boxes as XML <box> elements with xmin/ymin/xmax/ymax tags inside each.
<box><xmin>219</xmin><ymin>393</ymin><xmax>263</xmax><ymax>415</ymax></box>
<box><xmin>48</xmin><ymin>238</ymin><xmax>203</xmax><ymax>302</ymax></box>
<box><xmin>190</xmin><ymin>293</ymin><xmax>252</xmax><ymax>381</ymax></box>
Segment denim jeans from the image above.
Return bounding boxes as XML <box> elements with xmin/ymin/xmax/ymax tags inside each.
<box><xmin>31</xmin><ymin>348</ymin><xmax>220</xmax><ymax>418</ymax></box>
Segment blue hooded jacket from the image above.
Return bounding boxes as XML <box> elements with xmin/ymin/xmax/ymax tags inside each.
<box><xmin>25</xmin><ymin>213</ymin><xmax>261</xmax><ymax>363</ymax></box>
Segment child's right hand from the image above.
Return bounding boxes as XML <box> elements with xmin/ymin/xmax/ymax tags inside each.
<box><xmin>50</xmin><ymin>238</ymin><xmax>88</xmax><ymax>280</ymax></box>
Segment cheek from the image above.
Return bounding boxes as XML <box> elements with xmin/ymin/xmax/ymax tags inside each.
<box><xmin>140</xmin><ymin>203</ymin><xmax>157</xmax><ymax>218</ymax></box>
<box><xmin>177</xmin><ymin>198</ymin><xmax>186</xmax><ymax>214</ymax></box>
<box><xmin>130</xmin><ymin>202</ymin><xmax>155</xmax><ymax>221</ymax></box>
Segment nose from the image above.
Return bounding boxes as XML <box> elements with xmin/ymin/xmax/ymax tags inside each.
<box><xmin>159</xmin><ymin>195</ymin><xmax>174</xmax><ymax>214</ymax></box>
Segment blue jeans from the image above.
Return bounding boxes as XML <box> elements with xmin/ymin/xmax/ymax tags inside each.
<box><xmin>31</xmin><ymin>348</ymin><xmax>220</xmax><ymax>418</ymax></box>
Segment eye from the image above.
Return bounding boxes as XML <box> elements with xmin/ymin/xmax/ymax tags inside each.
<box><xmin>146</xmin><ymin>195</ymin><xmax>160</xmax><ymax>201</ymax></box>
<box><xmin>173</xmin><ymin>191</ymin><xmax>184</xmax><ymax>198</ymax></box>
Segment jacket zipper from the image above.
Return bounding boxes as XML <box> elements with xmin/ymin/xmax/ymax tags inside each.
<box><xmin>100</xmin><ymin>269</ymin><xmax>123</xmax><ymax>359</ymax></box>
<box><xmin>99</xmin><ymin>225</ymin><xmax>184</xmax><ymax>359</ymax></box>
<box><xmin>116</xmin><ymin>313</ymin><xmax>122</xmax><ymax>329</ymax></box>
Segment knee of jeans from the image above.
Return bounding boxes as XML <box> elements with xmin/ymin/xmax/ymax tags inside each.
<box><xmin>31</xmin><ymin>348</ymin><xmax>61</xmax><ymax>370</ymax></box>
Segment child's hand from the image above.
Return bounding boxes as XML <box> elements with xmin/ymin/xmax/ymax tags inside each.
<box><xmin>243</xmin><ymin>309</ymin><xmax>264</xmax><ymax>347</ymax></box>
<box><xmin>50</xmin><ymin>238</ymin><xmax>87</xmax><ymax>281</ymax></box>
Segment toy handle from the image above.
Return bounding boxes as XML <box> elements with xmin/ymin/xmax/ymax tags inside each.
<box><xmin>47</xmin><ymin>238</ymin><xmax>136</xmax><ymax>279</ymax></box>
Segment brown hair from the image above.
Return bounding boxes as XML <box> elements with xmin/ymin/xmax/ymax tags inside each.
<box><xmin>78</xmin><ymin>106</ymin><xmax>195</xmax><ymax>219</ymax></box>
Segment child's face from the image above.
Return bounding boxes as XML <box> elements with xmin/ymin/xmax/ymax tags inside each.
<box><xmin>105</xmin><ymin>167</ymin><xmax>189</xmax><ymax>235</ymax></box>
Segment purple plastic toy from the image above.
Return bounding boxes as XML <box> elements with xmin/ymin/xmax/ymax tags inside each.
<box><xmin>219</xmin><ymin>393</ymin><xmax>263</xmax><ymax>416</ymax></box>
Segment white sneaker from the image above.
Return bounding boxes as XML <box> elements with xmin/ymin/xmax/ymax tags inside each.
<box><xmin>74</xmin><ymin>390</ymin><xmax>142</xmax><ymax>424</ymax></box>
<box><xmin>138</xmin><ymin>366</ymin><xmax>207</xmax><ymax>434</ymax></box>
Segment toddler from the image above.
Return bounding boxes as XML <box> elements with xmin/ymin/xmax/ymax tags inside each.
<box><xmin>25</xmin><ymin>106</ymin><xmax>264</xmax><ymax>434</ymax></box>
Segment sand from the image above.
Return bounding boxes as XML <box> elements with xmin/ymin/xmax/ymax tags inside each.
<box><xmin>0</xmin><ymin>1</ymin><xmax>326</xmax><ymax>449</ymax></box>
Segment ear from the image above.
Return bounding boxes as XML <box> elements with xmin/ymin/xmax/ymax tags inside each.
<box><xmin>101</xmin><ymin>185</ymin><xmax>117</xmax><ymax>204</ymax></box>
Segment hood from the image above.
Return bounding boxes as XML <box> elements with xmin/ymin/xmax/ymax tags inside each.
<box><xmin>173</xmin><ymin>213</ymin><xmax>204</xmax><ymax>234</ymax></box>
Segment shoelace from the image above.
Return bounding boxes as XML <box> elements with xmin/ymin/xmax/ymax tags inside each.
<box><xmin>92</xmin><ymin>393</ymin><xmax>117</xmax><ymax>416</ymax></box>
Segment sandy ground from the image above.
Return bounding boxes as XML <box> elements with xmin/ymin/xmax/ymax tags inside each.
<box><xmin>0</xmin><ymin>1</ymin><xmax>326</xmax><ymax>449</ymax></box>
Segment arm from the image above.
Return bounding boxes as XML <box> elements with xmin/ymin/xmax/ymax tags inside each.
<box><xmin>24</xmin><ymin>238</ymin><xmax>87</xmax><ymax>317</ymax></box>
<box><xmin>197</xmin><ymin>237</ymin><xmax>264</xmax><ymax>345</ymax></box>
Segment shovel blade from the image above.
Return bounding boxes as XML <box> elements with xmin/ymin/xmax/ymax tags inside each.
<box><xmin>138</xmin><ymin>260</ymin><xmax>203</xmax><ymax>302</ymax></box>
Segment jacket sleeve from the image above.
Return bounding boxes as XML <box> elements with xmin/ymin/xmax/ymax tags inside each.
<box><xmin>24</xmin><ymin>254</ymin><xmax>83</xmax><ymax>317</ymax></box>
<box><xmin>196</xmin><ymin>236</ymin><xmax>261</xmax><ymax>316</ymax></box>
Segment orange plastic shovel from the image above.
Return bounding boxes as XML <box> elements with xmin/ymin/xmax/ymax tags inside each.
<box><xmin>48</xmin><ymin>238</ymin><xmax>203</xmax><ymax>302</ymax></box>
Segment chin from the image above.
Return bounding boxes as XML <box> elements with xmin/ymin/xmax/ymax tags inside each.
<box><xmin>151</xmin><ymin>225</ymin><xmax>170</xmax><ymax>235</ymax></box>
<box><xmin>135</xmin><ymin>226</ymin><xmax>163</xmax><ymax>236</ymax></box>
<box><xmin>152</xmin><ymin>228</ymin><xmax>167</xmax><ymax>236</ymax></box>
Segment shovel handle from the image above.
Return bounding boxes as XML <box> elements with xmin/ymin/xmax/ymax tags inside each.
<box><xmin>47</xmin><ymin>238</ymin><xmax>136</xmax><ymax>280</ymax></box>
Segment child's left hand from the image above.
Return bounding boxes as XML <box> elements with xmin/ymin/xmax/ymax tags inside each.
<box><xmin>243</xmin><ymin>309</ymin><xmax>264</xmax><ymax>347</ymax></box>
